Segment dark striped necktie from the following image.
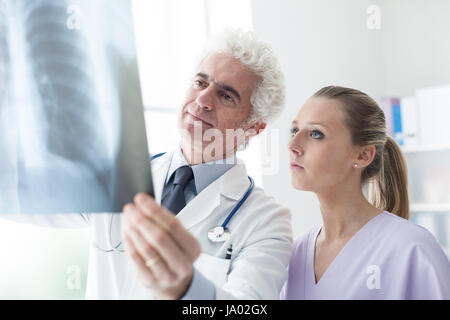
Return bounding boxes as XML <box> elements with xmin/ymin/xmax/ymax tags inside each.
<box><xmin>162</xmin><ymin>166</ymin><xmax>194</xmax><ymax>215</ymax></box>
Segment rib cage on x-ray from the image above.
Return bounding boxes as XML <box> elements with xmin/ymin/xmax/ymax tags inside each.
<box><xmin>22</xmin><ymin>0</ymin><xmax>108</xmax><ymax>167</ymax></box>
<box><xmin>17</xmin><ymin>0</ymin><xmax>115</xmax><ymax>213</ymax></box>
<box><xmin>0</xmin><ymin>0</ymin><xmax>153</xmax><ymax>213</ymax></box>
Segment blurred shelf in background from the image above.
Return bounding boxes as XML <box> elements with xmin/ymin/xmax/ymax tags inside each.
<box><xmin>410</xmin><ymin>203</ymin><xmax>450</xmax><ymax>213</ymax></box>
<box><xmin>382</xmin><ymin>85</ymin><xmax>450</xmax><ymax>258</ymax></box>
<box><xmin>402</xmin><ymin>145</ymin><xmax>450</xmax><ymax>154</ymax></box>
<box><xmin>402</xmin><ymin>143</ymin><xmax>450</xmax><ymax>258</ymax></box>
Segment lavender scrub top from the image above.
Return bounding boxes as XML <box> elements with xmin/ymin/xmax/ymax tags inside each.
<box><xmin>280</xmin><ymin>211</ymin><xmax>450</xmax><ymax>299</ymax></box>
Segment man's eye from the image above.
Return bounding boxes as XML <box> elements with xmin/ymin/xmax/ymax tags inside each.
<box><xmin>194</xmin><ymin>79</ymin><xmax>206</xmax><ymax>88</ymax></box>
<box><xmin>222</xmin><ymin>93</ymin><xmax>233</xmax><ymax>102</ymax></box>
<box><xmin>311</xmin><ymin>129</ymin><xmax>324</xmax><ymax>139</ymax></box>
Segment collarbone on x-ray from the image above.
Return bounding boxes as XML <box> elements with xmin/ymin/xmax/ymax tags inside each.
<box><xmin>0</xmin><ymin>0</ymin><xmax>153</xmax><ymax>214</ymax></box>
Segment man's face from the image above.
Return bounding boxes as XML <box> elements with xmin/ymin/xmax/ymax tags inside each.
<box><xmin>178</xmin><ymin>53</ymin><xmax>261</xmax><ymax>160</ymax></box>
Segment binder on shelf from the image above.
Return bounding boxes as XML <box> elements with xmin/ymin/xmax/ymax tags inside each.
<box><xmin>380</xmin><ymin>97</ymin><xmax>399</xmax><ymax>136</ymax></box>
<box><xmin>392</xmin><ymin>100</ymin><xmax>404</xmax><ymax>146</ymax></box>
<box><xmin>415</xmin><ymin>84</ymin><xmax>450</xmax><ymax>146</ymax></box>
<box><xmin>400</xmin><ymin>96</ymin><xmax>419</xmax><ymax>146</ymax></box>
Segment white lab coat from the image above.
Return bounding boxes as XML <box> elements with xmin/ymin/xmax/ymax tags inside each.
<box><xmin>4</xmin><ymin>151</ymin><xmax>293</xmax><ymax>299</ymax></box>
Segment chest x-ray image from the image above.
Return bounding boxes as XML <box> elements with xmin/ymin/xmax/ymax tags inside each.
<box><xmin>0</xmin><ymin>0</ymin><xmax>153</xmax><ymax>213</ymax></box>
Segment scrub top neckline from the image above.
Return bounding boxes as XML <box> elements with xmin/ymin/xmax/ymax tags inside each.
<box><xmin>309</xmin><ymin>211</ymin><xmax>387</xmax><ymax>288</ymax></box>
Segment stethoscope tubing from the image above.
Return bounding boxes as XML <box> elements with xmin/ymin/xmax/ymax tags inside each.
<box><xmin>93</xmin><ymin>152</ymin><xmax>253</xmax><ymax>252</ymax></box>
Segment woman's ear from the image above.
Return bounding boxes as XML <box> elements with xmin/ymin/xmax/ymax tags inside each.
<box><xmin>354</xmin><ymin>145</ymin><xmax>376</xmax><ymax>169</ymax></box>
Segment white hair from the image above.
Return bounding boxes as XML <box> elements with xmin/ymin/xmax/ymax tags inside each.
<box><xmin>197</xmin><ymin>29</ymin><xmax>286</xmax><ymax>126</ymax></box>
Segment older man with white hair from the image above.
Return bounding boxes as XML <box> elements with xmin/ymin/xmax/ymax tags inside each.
<box><xmin>121</xmin><ymin>29</ymin><xmax>293</xmax><ymax>300</ymax></box>
<box><xmin>4</xmin><ymin>29</ymin><xmax>292</xmax><ymax>300</ymax></box>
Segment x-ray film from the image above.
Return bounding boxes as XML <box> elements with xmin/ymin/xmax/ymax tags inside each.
<box><xmin>0</xmin><ymin>0</ymin><xmax>153</xmax><ymax>213</ymax></box>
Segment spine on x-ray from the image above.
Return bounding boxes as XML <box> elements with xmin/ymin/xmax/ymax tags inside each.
<box><xmin>13</xmin><ymin>0</ymin><xmax>113</xmax><ymax>212</ymax></box>
<box><xmin>19</xmin><ymin>0</ymin><xmax>108</xmax><ymax>167</ymax></box>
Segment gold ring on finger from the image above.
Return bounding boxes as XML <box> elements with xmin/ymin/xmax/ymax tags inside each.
<box><xmin>145</xmin><ymin>254</ymin><xmax>162</xmax><ymax>268</ymax></box>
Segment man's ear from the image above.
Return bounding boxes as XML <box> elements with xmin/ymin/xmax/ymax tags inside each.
<box><xmin>243</xmin><ymin>121</ymin><xmax>267</xmax><ymax>139</ymax></box>
<box><xmin>354</xmin><ymin>145</ymin><xmax>376</xmax><ymax>168</ymax></box>
<box><xmin>237</xmin><ymin>121</ymin><xmax>267</xmax><ymax>151</ymax></box>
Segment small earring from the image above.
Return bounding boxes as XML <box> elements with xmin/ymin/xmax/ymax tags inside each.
<box><xmin>353</xmin><ymin>163</ymin><xmax>358</xmax><ymax>168</ymax></box>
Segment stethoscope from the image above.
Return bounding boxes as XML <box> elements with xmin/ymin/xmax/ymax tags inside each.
<box><xmin>93</xmin><ymin>152</ymin><xmax>254</xmax><ymax>252</ymax></box>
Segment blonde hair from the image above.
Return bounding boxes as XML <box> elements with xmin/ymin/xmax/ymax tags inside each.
<box><xmin>313</xmin><ymin>86</ymin><xmax>409</xmax><ymax>219</ymax></box>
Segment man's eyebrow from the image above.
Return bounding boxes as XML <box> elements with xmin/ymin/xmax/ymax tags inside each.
<box><xmin>217</xmin><ymin>83</ymin><xmax>241</xmax><ymax>103</ymax></box>
<box><xmin>195</xmin><ymin>72</ymin><xmax>241</xmax><ymax>103</ymax></box>
<box><xmin>196</xmin><ymin>72</ymin><xmax>209</xmax><ymax>80</ymax></box>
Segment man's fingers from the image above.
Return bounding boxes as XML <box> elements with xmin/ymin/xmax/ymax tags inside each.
<box><xmin>124</xmin><ymin>204</ymin><xmax>196</xmax><ymax>274</ymax></box>
<box><xmin>133</xmin><ymin>194</ymin><xmax>201</xmax><ymax>261</ymax></box>
<box><xmin>125</xmin><ymin>223</ymin><xmax>177</xmax><ymax>284</ymax></box>
<box><xmin>133</xmin><ymin>193</ymin><xmax>175</xmax><ymax>232</ymax></box>
<box><xmin>122</xmin><ymin>233</ymin><xmax>156</xmax><ymax>286</ymax></box>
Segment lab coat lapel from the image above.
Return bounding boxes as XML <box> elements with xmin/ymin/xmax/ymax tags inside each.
<box><xmin>176</xmin><ymin>163</ymin><xmax>250</xmax><ymax>230</ymax></box>
<box><xmin>150</xmin><ymin>151</ymin><xmax>173</xmax><ymax>203</ymax></box>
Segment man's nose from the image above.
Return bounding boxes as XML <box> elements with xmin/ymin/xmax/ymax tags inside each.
<box><xmin>195</xmin><ymin>85</ymin><xmax>215</xmax><ymax>111</ymax></box>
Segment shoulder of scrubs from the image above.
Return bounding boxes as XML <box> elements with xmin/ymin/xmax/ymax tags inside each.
<box><xmin>379</xmin><ymin>212</ymin><xmax>450</xmax><ymax>299</ymax></box>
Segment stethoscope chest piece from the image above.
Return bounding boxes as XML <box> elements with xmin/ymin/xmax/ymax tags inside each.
<box><xmin>208</xmin><ymin>226</ymin><xmax>230</xmax><ymax>242</ymax></box>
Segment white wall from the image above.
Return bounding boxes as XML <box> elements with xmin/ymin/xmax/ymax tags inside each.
<box><xmin>379</xmin><ymin>0</ymin><xmax>450</xmax><ymax>96</ymax></box>
<box><xmin>251</xmin><ymin>0</ymin><xmax>383</xmax><ymax>236</ymax></box>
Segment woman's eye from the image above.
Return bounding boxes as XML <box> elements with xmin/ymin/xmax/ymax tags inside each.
<box><xmin>311</xmin><ymin>129</ymin><xmax>324</xmax><ymax>139</ymax></box>
<box><xmin>290</xmin><ymin>128</ymin><xmax>299</xmax><ymax>137</ymax></box>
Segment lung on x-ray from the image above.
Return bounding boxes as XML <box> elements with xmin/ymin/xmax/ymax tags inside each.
<box><xmin>0</xmin><ymin>0</ymin><xmax>154</xmax><ymax>213</ymax></box>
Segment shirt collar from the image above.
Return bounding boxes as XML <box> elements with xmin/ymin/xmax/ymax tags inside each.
<box><xmin>166</xmin><ymin>146</ymin><xmax>238</xmax><ymax>194</ymax></box>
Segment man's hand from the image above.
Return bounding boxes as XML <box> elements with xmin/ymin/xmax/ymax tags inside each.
<box><xmin>121</xmin><ymin>193</ymin><xmax>201</xmax><ymax>299</ymax></box>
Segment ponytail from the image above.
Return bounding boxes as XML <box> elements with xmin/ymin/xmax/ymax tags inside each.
<box><xmin>368</xmin><ymin>136</ymin><xmax>409</xmax><ymax>220</ymax></box>
<box><xmin>313</xmin><ymin>86</ymin><xmax>410</xmax><ymax>220</ymax></box>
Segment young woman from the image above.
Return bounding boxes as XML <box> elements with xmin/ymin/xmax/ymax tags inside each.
<box><xmin>281</xmin><ymin>86</ymin><xmax>450</xmax><ymax>299</ymax></box>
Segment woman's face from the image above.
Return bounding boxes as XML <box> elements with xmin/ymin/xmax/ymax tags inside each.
<box><xmin>288</xmin><ymin>97</ymin><xmax>360</xmax><ymax>193</ymax></box>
